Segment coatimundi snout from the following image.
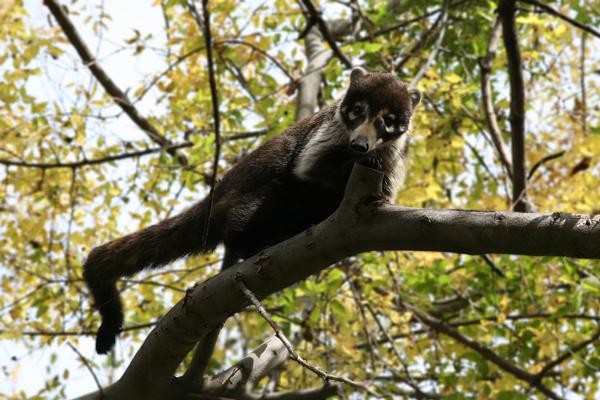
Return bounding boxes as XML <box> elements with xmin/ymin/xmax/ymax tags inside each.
<box><xmin>83</xmin><ymin>67</ymin><xmax>421</xmax><ymax>354</ymax></box>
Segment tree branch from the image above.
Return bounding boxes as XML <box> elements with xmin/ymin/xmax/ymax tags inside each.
<box><xmin>67</xmin><ymin>342</ymin><xmax>104</xmax><ymax>397</ymax></box>
<box><xmin>527</xmin><ymin>150</ymin><xmax>565</xmax><ymax>180</ymax></box>
<box><xmin>499</xmin><ymin>0</ymin><xmax>530</xmax><ymax>212</ymax></box>
<box><xmin>98</xmin><ymin>165</ymin><xmax>598</xmax><ymax>399</ymax></box>
<box><xmin>236</xmin><ymin>277</ymin><xmax>377</xmax><ymax>396</ymax></box>
<box><xmin>396</xmin><ymin>3</ymin><xmax>448</xmax><ymax>71</ymax></box>
<box><xmin>186</xmin><ymin>0</ymin><xmax>223</xmax><ymax>251</ymax></box>
<box><xmin>409</xmin><ymin>0</ymin><xmax>449</xmax><ymax>87</ymax></box>
<box><xmin>299</xmin><ymin>0</ymin><xmax>353</xmax><ymax>69</ymax></box>
<box><xmin>403</xmin><ymin>302</ymin><xmax>564</xmax><ymax>399</ymax></box>
<box><xmin>478</xmin><ymin>18</ymin><xmax>513</xmax><ymax>179</ymax></box>
<box><xmin>520</xmin><ymin>0</ymin><xmax>600</xmax><ymax>39</ymax></box>
<box><xmin>43</xmin><ymin>0</ymin><xmax>186</xmax><ymax>164</ymax></box>
<box><xmin>0</xmin><ymin>142</ymin><xmax>193</xmax><ymax>170</ymax></box>
<box><xmin>534</xmin><ymin>328</ymin><xmax>600</xmax><ymax>381</ymax></box>
<box><xmin>295</xmin><ymin>24</ymin><xmax>331</xmax><ymax>121</ymax></box>
<box><xmin>200</xmin><ymin>335</ymin><xmax>289</xmax><ymax>396</ymax></box>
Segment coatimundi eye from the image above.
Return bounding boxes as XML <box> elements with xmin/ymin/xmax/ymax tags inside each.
<box><xmin>352</xmin><ymin>104</ymin><xmax>363</xmax><ymax>115</ymax></box>
<box><xmin>348</xmin><ymin>104</ymin><xmax>364</xmax><ymax>120</ymax></box>
<box><xmin>383</xmin><ymin>114</ymin><xmax>395</xmax><ymax>127</ymax></box>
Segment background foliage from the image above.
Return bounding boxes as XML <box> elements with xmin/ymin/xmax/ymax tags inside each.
<box><xmin>0</xmin><ymin>0</ymin><xmax>599</xmax><ymax>398</ymax></box>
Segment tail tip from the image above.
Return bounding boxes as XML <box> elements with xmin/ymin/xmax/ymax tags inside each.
<box><xmin>96</xmin><ymin>321</ymin><xmax>120</xmax><ymax>354</ymax></box>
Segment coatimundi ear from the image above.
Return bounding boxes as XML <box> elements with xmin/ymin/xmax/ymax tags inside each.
<box><xmin>350</xmin><ymin>67</ymin><xmax>367</xmax><ymax>83</ymax></box>
<box><xmin>408</xmin><ymin>87</ymin><xmax>422</xmax><ymax>111</ymax></box>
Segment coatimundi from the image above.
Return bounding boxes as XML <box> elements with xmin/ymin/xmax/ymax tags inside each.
<box><xmin>83</xmin><ymin>67</ymin><xmax>421</xmax><ymax>354</ymax></box>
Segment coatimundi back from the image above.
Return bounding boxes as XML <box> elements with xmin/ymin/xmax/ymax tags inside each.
<box><xmin>83</xmin><ymin>67</ymin><xmax>421</xmax><ymax>354</ymax></box>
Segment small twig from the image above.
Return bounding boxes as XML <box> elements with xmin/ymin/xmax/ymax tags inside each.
<box><xmin>520</xmin><ymin>0</ymin><xmax>600</xmax><ymax>39</ymax></box>
<box><xmin>535</xmin><ymin>328</ymin><xmax>600</xmax><ymax>381</ymax></box>
<box><xmin>354</xmin><ymin>6</ymin><xmax>446</xmax><ymax>41</ymax></box>
<box><xmin>480</xmin><ymin>254</ymin><xmax>505</xmax><ymax>277</ymax></box>
<box><xmin>67</xmin><ymin>342</ymin><xmax>104</xmax><ymax>396</ymax></box>
<box><xmin>478</xmin><ymin>18</ymin><xmax>513</xmax><ymax>179</ymax></box>
<box><xmin>344</xmin><ymin>269</ymin><xmax>377</xmax><ymax>371</ymax></box>
<box><xmin>220</xmin><ymin>39</ymin><xmax>294</xmax><ymax>81</ymax></box>
<box><xmin>409</xmin><ymin>0</ymin><xmax>450</xmax><ymax>87</ymax></box>
<box><xmin>396</xmin><ymin>1</ymin><xmax>448</xmax><ymax>71</ymax></box>
<box><xmin>235</xmin><ymin>274</ymin><xmax>379</xmax><ymax>397</ymax></box>
<box><xmin>0</xmin><ymin>142</ymin><xmax>192</xmax><ymax>170</ymax></box>
<box><xmin>300</xmin><ymin>0</ymin><xmax>353</xmax><ymax>68</ymax></box>
<box><xmin>527</xmin><ymin>151</ymin><xmax>566</xmax><ymax>180</ymax></box>
<box><xmin>0</xmin><ymin>322</ymin><xmax>158</xmax><ymax>337</ymax></box>
<box><xmin>365</xmin><ymin>304</ymin><xmax>440</xmax><ymax>399</ymax></box>
<box><xmin>187</xmin><ymin>0</ymin><xmax>223</xmax><ymax>251</ymax></box>
<box><xmin>579</xmin><ymin>32</ymin><xmax>587</xmax><ymax>133</ymax></box>
<box><xmin>402</xmin><ymin>301</ymin><xmax>564</xmax><ymax>399</ymax></box>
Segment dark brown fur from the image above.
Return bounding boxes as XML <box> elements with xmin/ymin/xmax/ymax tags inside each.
<box><xmin>83</xmin><ymin>69</ymin><xmax>420</xmax><ymax>353</ymax></box>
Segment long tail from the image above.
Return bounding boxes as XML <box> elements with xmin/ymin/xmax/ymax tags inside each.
<box><xmin>83</xmin><ymin>200</ymin><xmax>219</xmax><ymax>354</ymax></box>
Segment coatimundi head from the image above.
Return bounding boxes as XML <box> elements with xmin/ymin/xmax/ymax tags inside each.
<box><xmin>340</xmin><ymin>67</ymin><xmax>421</xmax><ymax>154</ymax></box>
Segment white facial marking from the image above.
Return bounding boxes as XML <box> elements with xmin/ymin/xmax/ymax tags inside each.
<box><xmin>350</xmin><ymin>120</ymin><xmax>378</xmax><ymax>150</ymax></box>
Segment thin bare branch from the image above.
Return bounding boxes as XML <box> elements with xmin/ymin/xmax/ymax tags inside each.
<box><xmin>396</xmin><ymin>2</ymin><xmax>448</xmax><ymax>71</ymax></box>
<box><xmin>300</xmin><ymin>0</ymin><xmax>353</xmax><ymax>68</ymax></box>
<box><xmin>220</xmin><ymin>39</ymin><xmax>294</xmax><ymax>81</ymax></box>
<box><xmin>409</xmin><ymin>0</ymin><xmax>449</xmax><ymax>87</ymax></box>
<box><xmin>235</xmin><ymin>275</ymin><xmax>378</xmax><ymax>397</ymax></box>
<box><xmin>535</xmin><ymin>328</ymin><xmax>600</xmax><ymax>381</ymax></box>
<box><xmin>0</xmin><ymin>142</ymin><xmax>192</xmax><ymax>170</ymax></box>
<box><xmin>186</xmin><ymin>0</ymin><xmax>222</xmax><ymax>251</ymax></box>
<box><xmin>478</xmin><ymin>18</ymin><xmax>513</xmax><ymax>178</ymax></box>
<box><xmin>403</xmin><ymin>302</ymin><xmax>564</xmax><ymax>400</ymax></box>
<box><xmin>67</xmin><ymin>342</ymin><xmax>104</xmax><ymax>396</ymax></box>
<box><xmin>527</xmin><ymin>151</ymin><xmax>566</xmax><ymax>180</ymax></box>
<box><xmin>43</xmin><ymin>0</ymin><xmax>186</xmax><ymax>164</ymax></box>
<box><xmin>520</xmin><ymin>0</ymin><xmax>600</xmax><ymax>39</ymax></box>
<box><xmin>580</xmin><ymin>32</ymin><xmax>588</xmax><ymax>133</ymax></box>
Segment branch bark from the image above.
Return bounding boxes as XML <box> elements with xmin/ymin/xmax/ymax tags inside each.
<box><xmin>94</xmin><ymin>164</ymin><xmax>599</xmax><ymax>399</ymax></box>
<box><xmin>43</xmin><ymin>0</ymin><xmax>186</xmax><ymax>164</ymax></box>
<box><xmin>499</xmin><ymin>0</ymin><xmax>530</xmax><ymax>212</ymax></box>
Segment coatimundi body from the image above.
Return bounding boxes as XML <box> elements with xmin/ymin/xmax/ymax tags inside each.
<box><xmin>83</xmin><ymin>67</ymin><xmax>421</xmax><ymax>354</ymax></box>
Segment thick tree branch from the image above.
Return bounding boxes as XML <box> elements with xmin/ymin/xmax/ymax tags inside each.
<box><xmin>200</xmin><ymin>335</ymin><xmax>289</xmax><ymax>396</ymax></box>
<box><xmin>295</xmin><ymin>18</ymin><xmax>353</xmax><ymax>121</ymax></box>
<box><xmin>93</xmin><ymin>165</ymin><xmax>598</xmax><ymax>399</ymax></box>
<box><xmin>295</xmin><ymin>24</ymin><xmax>330</xmax><ymax>121</ymax></box>
<box><xmin>43</xmin><ymin>0</ymin><xmax>186</xmax><ymax>164</ymax></box>
<box><xmin>478</xmin><ymin>18</ymin><xmax>513</xmax><ymax>179</ymax></box>
<box><xmin>499</xmin><ymin>0</ymin><xmax>530</xmax><ymax>212</ymax></box>
<box><xmin>520</xmin><ymin>0</ymin><xmax>600</xmax><ymax>39</ymax></box>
